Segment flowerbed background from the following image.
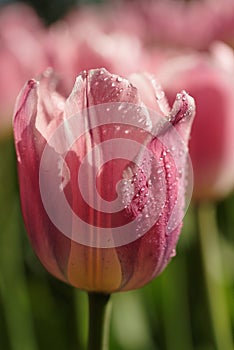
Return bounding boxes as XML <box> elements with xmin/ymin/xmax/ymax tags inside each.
<box><xmin>0</xmin><ymin>0</ymin><xmax>234</xmax><ymax>349</ymax></box>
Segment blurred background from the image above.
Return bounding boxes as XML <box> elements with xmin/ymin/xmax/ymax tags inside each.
<box><xmin>1</xmin><ymin>0</ymin><xmax>234</xmax><ymax>349</ymax></box>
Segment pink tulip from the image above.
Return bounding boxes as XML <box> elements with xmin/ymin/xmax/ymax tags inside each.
<box><xmin>45</xmin><ymin>13</ymin><xmax>147</xmax><ymax>93</ymax></box>
<box><xmin>63</xmin><ymin>4</ymin><xmax>146</xmax><ymax>45</ymax></box>
<box><xmin>158</xmin><ymin>42</ymin><xmax>234</xmax><ymax>200</ymax></box>
<box><xmin>0</xmin><ymin>4</ymin><xmax>47</xmax><ymax>135</ymax></box>
<box><xmin>111</xmin><ymin>0</ymin><xmax>234</xmax><ymax>50</ymax></box>
<box><xmin>13</xmin><ymin>68</ymin><xmax>195</xmax><ymax>292</ymax></box>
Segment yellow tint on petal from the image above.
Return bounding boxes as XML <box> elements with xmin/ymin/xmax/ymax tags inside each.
<box><xmin>67</xmin><ymin>242</ymin><xmax>122</xmax><ymax>293</ymax></box>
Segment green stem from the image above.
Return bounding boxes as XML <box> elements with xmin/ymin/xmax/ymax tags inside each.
<box><xmin>74</xmin><ymin>289</ymin><xmax>88</xmax><ymax>350</ymax></box>
<box><xmin>87</xmin><ymin>293</ymin><xmax>112</xmax><ymax>350</ymax></box>
<box><xmin>160</xmin><ymin>256</ymin><xmax>193</xmax><ymax>350</ymax></box>
<box><xmin>196</xmin><ymin>202</ymin><xmax>233</xmax><ymax>350</ymax></box>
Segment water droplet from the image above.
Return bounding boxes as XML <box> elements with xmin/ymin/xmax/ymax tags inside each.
<box><xmin>170</xmin><ymin>249</ymin><xmax>176</xmax><ymax>258</ymax></box>
<box><xmin>176</xmin><ymin>93</ymin><xmax>182</xmax><ymax>100</ymax></box>
<box><xmin>116</xmin><ymin>76</ymin><xmax>122</xmax><ymax>82</ymax></box>
<box><xmin>138</xmin><ymin>117</ymin><xmax>145</xmax><ymax>123</ymax></box>
<box><xmin>179</xmin><ymin>150</ymin><xmax>184</xmax><ymax>156</ymax></box>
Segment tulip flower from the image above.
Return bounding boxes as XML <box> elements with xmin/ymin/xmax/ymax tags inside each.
<box><xmin>110</xmin><ymin>0</ymin><xmax>234</xmax><ymax>50</ymax></box>
<box><xmin>157</xmin><ymin>42</ymin><xmax>234</xmax><ymax>200</ymax></box>
<box><xmin>156</xmin><ymin>42</ymin><xmax>234</xmax><ymax>350</ymax></box>
<box><xmin>0</xmin><ymin>3</ymin><xmax>47</xmax><ymax>136</ymax></box>
<box><xmin>13</xmin><ymin>68</ymin><xmax>195</xmax><ymax>293</ymax></box>
<box><xmin>45</xmin><ymin>14</ymin><xmax>146</xmax><ymax>93</ymax></box>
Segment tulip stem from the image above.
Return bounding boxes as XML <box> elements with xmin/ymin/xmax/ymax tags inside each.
<box><xmin>196</xmin><ymin>202</ymin><xmax>233</xmax><ymax>350</ymax></box>
<box><xmin>87</xmin><ymin>293</ymin><xmax>112</xmax><ymax>350</ymax></box>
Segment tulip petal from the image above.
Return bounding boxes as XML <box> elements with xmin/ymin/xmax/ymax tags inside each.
<box><xmin>118</xmin><ymin>89</ymin><xmax>195</xmax><ymax>291</ymax></box>
<box><xmin>64</xmin><ymin>68</ymin><xmax>143</xmax><ymax>291</ymax></box>
<box><xmin>14</xmin><ymin>78</ymin><xmax>70</xmax><ymax>283</ymax></box>
<box><xmin>67</xmin><ymin>243</ymin><xmax>122</xmax><ymax>292</ymax></box>
<box><xmin>129</xmin><ymin>73</ymin><xmax>170</xmax><ymax>115</ymax></box>
<box><xmin>65</xmin><ymin>68</ymin><xmax>141</xmax><ymax>113</ymax></box>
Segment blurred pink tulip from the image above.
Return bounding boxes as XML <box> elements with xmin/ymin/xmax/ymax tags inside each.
<box><xmin>158</xmin><ymin>42</ymin><xmax>234</xmax><ymax>200</ymax></box>
<box><xmin>112</xmin><ymin>0</ymin><xmax>234</xmax><ymax>50</ymax></box>
<box><xmin>13</xmin><ymin>68</ymin><xmax>195</xmax><ymax>292</ymax></box>
<box><xmin>0</xmin><ymin>4</ymin><xmax>47</xmax><ymax>136</ymax></box>
<box><xmin>45</xmin><ymin>13</ymin><xmax>148</xmax><ymax>93</ymax></box>
<box><xmin>65</xmin><ymin>4</ymin><xmax>146</xmax><ymax>45</ymax></box>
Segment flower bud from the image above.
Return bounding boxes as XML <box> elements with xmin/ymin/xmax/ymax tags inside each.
<box><xmin>13</xmin><ymin>68</ymin><xmax>195</xmax><ymax>292</ymax></box>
